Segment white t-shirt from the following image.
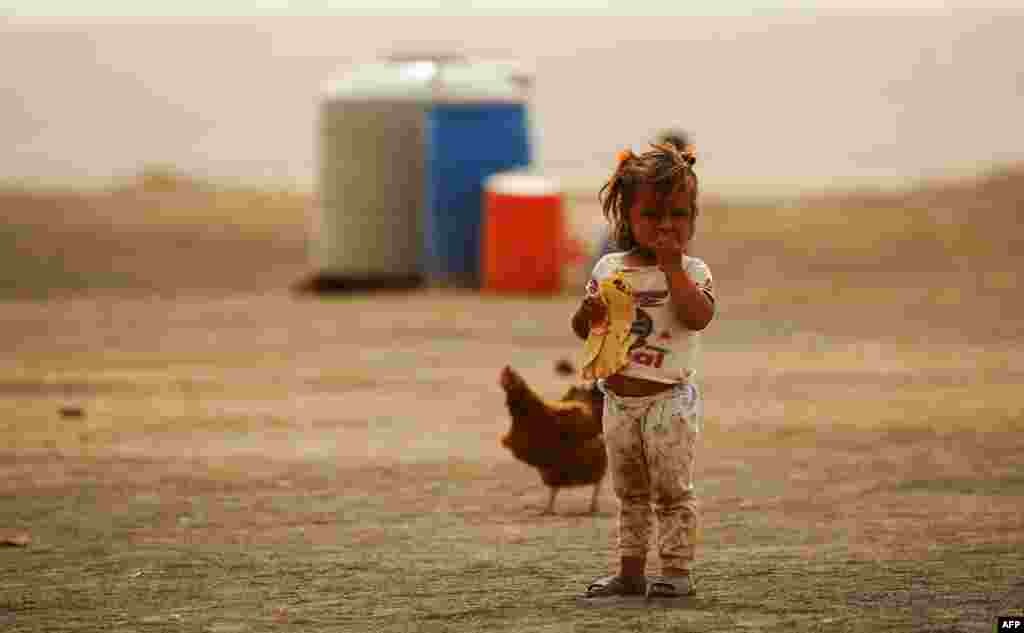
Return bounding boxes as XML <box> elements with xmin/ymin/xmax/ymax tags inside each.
<box><xmin>587</xmin><ymin>252</ymin><xmax>715</xmax><ymax>384</ymax></box>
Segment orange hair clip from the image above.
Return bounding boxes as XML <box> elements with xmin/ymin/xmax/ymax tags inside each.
<box><xmin>681</xmin><ymin>144</ymin><xmax>698</xmax><ymax>165</ymax></box>
<box><xmin>616</xmin><ymin>148</ymin><xmax>632</xmax><ymax>164</ymax></box>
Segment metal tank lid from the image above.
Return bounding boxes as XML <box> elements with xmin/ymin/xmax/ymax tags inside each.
<box><xmin>485</xmin><ymin>169</ymin><xmax>561</xmax><ymax>197</ymax></box>
<box><xmin>321</xmin><ymin>52</ymin><xmax>532</xmax><ymax>104</ymax></box>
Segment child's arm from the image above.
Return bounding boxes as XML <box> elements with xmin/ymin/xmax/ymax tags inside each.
<box><xmin>654</xmin><ymin>237</ymin><xmax>714</xmax><ymax>331</ymax></box>
<box><xmin>661</xmin><ymin>267</ymin><xmax>714</xmax><ymax>331</ymax></box>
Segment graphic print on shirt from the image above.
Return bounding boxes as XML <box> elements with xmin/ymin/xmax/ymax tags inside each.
<box><xmin>633</xmin><ymin>289</ymin><xmax>669</xmax><ymax>307</ymax></box>
<box><xmin>627</xmin><ymin>290</ymin><xmax>672</xmax><ymax>369</ymax></box>
<box><xmin>630</xmin><ymin>342</ymin><xmax>672</xmax><ymax>369</ymax></box>
<box><xmin>629</xmin><ymin>287</ymin><xmax>668</xmax><ymax>346</ymax></box>
<box><xmin>628</xmin><ymin>308</ymin><xmax>653</xmax><ymax>351</ymax></box>
<box><xmin>630</xmin><ymin>318</ymin><xmax>670</xmax><ymax>368</ymax></box>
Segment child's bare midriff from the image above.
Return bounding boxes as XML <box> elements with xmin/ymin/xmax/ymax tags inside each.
<box><xmin>604</xmin><ymin>374</ymin><xmax>677</xmax><ymax>397</ymax></box>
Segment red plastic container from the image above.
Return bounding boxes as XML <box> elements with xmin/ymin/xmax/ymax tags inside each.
<box><xmin>482</xmin><ymin>172</ymin><xmax>565</xmax><ymax>294</ymax></box>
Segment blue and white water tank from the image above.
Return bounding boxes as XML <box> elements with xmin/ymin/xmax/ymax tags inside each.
<box><xmin>316</xmin><ymin>53</ymin><xmax>533</xmax><ymax>288</ymax></box>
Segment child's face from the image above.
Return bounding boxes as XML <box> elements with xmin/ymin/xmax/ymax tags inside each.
<box><xmin>626</xmin><ymin>183</ymin><xmax>694</xmax><ymax>252</ymax></box>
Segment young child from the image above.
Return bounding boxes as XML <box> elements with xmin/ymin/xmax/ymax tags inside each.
<box><xmin>588</xmin><ymin>129</ymin><xmax>695</xmax><ymax>273</ymax></box>
<box><xmin>572</xmin><ymin>142</ymin><xmax>714</xmax><ymax>601</ymax></box>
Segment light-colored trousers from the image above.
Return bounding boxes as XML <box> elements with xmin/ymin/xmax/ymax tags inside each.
<box><xmin>599</xmin><ymin>380</ymin><xmax>701</xmax><ymax>572</ymax></box>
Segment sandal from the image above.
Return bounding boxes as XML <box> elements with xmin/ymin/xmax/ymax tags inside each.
<box><xmin>581</xmin><ymin>574</ymin><xmax>647</xmax><ymax>600</ymax></box>
<box><xmin>647</xmin><ymin>574</ymin><xmax>696</xmax><ymax>598</ymax></box>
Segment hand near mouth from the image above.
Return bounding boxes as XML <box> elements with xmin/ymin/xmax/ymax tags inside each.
<box><xmin>653</xmin><ymin>233</ymin><xmax>684</xmax><ymax>272</ymax></box>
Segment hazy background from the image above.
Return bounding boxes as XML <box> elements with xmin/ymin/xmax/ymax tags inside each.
<box><xmin>3</xmin><ymin>8</ymin><xmax>1023</xmax><ymax>198</ymax></box>
<box><xmin>3</xmin><ymin>9</ymin><xmax>1024</xmax><ymax>631</ymax></box>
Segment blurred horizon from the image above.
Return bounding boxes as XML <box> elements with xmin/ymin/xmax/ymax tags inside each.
<box><xmin>3</xmin><ymin>10</ymin><xmax>1023</xmax><ymax>198</ymax></box>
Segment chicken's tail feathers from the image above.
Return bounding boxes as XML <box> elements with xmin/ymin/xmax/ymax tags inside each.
<box><xmin>554</xmin><ymin>358</ymin><xmax>575</xmax><ymax>376</ymax></box>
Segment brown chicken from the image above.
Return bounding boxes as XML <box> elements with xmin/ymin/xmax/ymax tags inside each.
<box><xmin>498</xmin><ymin>364</ymin><xmax>607</xmax><ymax>514</ymax></box>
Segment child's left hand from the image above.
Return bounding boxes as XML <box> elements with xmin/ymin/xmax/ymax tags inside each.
<box><xmin>653</xmin><ymin>233</ymin><xmax>684</xmax><ymax>272</ymax></box>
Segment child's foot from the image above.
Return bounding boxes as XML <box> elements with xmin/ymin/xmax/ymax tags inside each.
<box><xmin>646</xmin><ymin>573</ymin><xmax>696</xmax><ymax>598</ymax></box>
<box><xmin>580</xmin><ymin>574</ymin><xmax>647</xmax><ymax>600</ymax></box>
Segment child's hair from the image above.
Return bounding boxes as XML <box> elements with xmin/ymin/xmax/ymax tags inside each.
<box><xmin>599</xmin><ymin>142</ymin><xmax>699</xmax><ymax>250</ymax></box>
<box><xmin>658</xmin><ymin>129</ymin><xmax>692</xmax><ymax>152</ymax></box>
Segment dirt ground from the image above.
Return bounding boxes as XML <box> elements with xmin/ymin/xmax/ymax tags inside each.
<box><xmin>1</xmin><ymin>177</ymin><xmax>1022</xmax><ymax>632</ymax></box>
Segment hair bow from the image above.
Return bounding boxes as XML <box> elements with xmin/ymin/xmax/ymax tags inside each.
<box><xmin>680</xmin><ymin>144</ymin><xmax>698</xmax><ymax>166</ymax></box>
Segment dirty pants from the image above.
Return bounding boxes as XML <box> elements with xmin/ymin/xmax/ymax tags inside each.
<box><xmin>598</xmin><ymin>380</ymin><xmax>700</xmax><ymax>572</ymax></box>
